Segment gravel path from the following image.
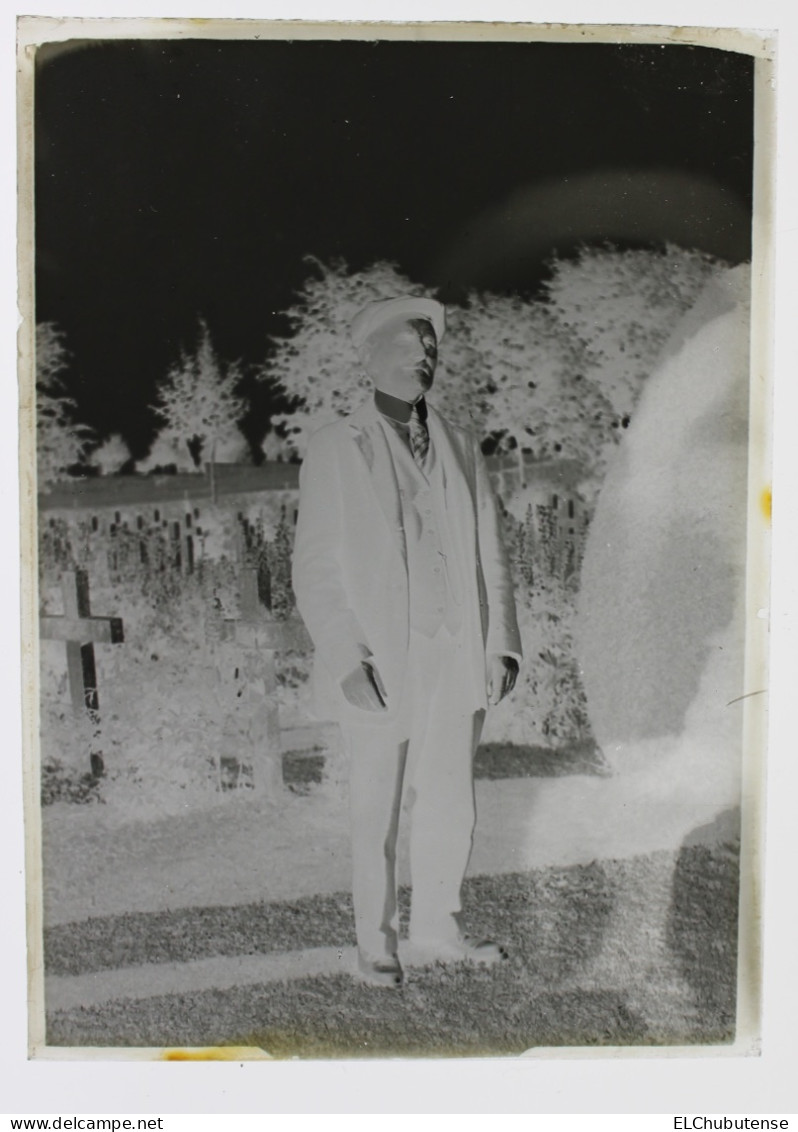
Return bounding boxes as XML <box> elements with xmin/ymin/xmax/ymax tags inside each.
<box><xmin>46</xmin><ymin>945</ymin><xmax>360</xmax><ymax>1012</ymax></box>
<box><xmin>41</xmin><ymin>773</ymin><xmax>740</xmax><ymax>928</ymax></box>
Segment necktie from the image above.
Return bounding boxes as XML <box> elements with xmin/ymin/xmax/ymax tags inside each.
<box><xmin>408</xmin><ymin>404</ymin><xmax>430</xmax><ymax>467</ymax></box>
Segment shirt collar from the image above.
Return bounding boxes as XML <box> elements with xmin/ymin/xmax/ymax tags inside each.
<box><xmin>374</xmin><ymin>389</ymin><xmax>427</xmax><ymax>425</ymax></box>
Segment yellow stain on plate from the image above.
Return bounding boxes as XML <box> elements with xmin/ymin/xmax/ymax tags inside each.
<box><xmin>163</xmin><ymin>1046</ymin><xmax>272</xmax><ymax>1061</ymax></box>
<box><xmin>760</xmin><ymin>486</ymin><xmax>772</xmax><ymax>523</ymax></box>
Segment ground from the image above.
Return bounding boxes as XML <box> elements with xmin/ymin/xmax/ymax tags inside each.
<box><xmin>37</xmin><ymin>747</ymin><xmax>743</xmax><ymax>1058</ymax></box>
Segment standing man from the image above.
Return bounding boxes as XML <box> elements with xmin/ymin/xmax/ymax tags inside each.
<box><xmin>292</xmin><ymin>296</ymin><xmax>522</xmax><ymax>988</ymax></box>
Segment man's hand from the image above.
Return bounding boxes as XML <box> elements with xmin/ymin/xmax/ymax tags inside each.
<box><xmin>487</xmin><ymin>655</ymin><xmax>519</xmax><ymax>706</ymax></box>
<box><xmin>341</xmin><ymin>660</ymin><xmax>389</xmax><ymax>712</ymax></box>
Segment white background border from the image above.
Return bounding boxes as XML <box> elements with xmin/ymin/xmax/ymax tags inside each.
<box><xmin>4</xmin><ymin>0</ymin><xmax>796</xmax><ymax>1117</ymax></box>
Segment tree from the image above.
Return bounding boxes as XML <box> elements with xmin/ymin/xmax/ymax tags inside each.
<box><xmin>89</xmin><ymin>434</ymin><xmax>131</xmax><ymax>476</ymax></box>
<box><xmin>257</xmin><ymin>428</ymin><xmax>296</xmax><ymax>463</ymax></box>
<box><xmin>261</xmin><ymin>259</ymin><xmax>621</xmax><ymax>473</ymax></box>
<box><xmin>36</xmin><ymin>322</ymin><xmax>94</xmax><ymax>487</ymax></box>
<box><xmin>213</xmin><ymin>422</ymin><xmax>251</xmax><ymax>464</ymax></box>
<box><xmin>36</xmin><ymin>321</ymin><xmax>69</xmax><ymax>388</ymax></box>
<box><xmin>135</xmin><ymin>434</ymin><xmax>196</xmax><ymax>475</ymax></box>
<box><xmin>543</xmin><ymin>244</ymin><xmax>723</xmax><ymax>426</ymax></box>
<box><xmin>262</xmin><ymin>258</ymin><xmax>433</xmax><ymax>457</ymax></box>
<box><xmin>262</xmin><ymin>248</ymin><xmax>724</xmax><ymax>481</ymax></box>
<box><xmin>150</xmin><ymin>318</ymin><xmax>247</xmax><ymax>488</ymax></box>
<box><xmin>455</xmin><ymin>293</ymin><xmax>615</xmax><ymax>480</ymax></box>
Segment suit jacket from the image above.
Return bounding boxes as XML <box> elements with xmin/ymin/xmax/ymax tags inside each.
<box><xmin>292</xmin><ymin>398</ymin><xmax>522</xmax><ymax>724</ymax></box>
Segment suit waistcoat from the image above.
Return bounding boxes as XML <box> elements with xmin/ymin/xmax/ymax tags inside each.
<box><xmin>377</xmin><ymin>417</ymin><xmax>463</xmax><ymax>639</ymax></box>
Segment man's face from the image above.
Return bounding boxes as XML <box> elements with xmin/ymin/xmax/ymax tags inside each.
<box><xmin>362</xmin><ymin>317</ymin><xmax>438</xmax><ymax>402</ymax></box>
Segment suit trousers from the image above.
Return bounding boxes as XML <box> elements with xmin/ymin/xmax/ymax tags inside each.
<box><xmin>343</xmin><ymin>626</ymin><xmax>486</xmax><ymax>960</ymax></box>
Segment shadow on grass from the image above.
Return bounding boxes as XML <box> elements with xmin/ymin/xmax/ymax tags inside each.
<box><xmin>41</xmin><ymin>760</ymin><xmax>103</xmax><ymax>806</ymax></box>
<box><xmin>666</xmin><ymin>840</ymin><xmax>740</xmax><ymax>1043</ymax></box>
<box><xmin>474</xmin><ymin>740</ymin><xmax>610</xmax><ymax>780</ymax></box>
<box><xmin>45</xmin><ymin>846</ymin><xmax>741</xmax><ymax>1053</ymax></box>
<box><xmin>277</xmin><ymin>739</ymin><xmax>612</xmax><ymax>796</ymax></box>
<box><xmin>44</xmin><ymin>866</ymin><xmax>615</xmax><ymax>982</ymax></box>
<box><xmin>46</xmin><ymin>976</ymin><xmax>645</xmax><ymax>1057</ymax></box>
<box><xmin>41</xmin><ymin>740</ymin><xmax>610</xmax><ymax>807</ymax></box>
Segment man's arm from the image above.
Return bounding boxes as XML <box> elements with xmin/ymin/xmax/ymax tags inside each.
<box><xmin>474</xmin><ymin>440</ymin><xmax>523</xmax><ymax>666</ymax></box>
<box><xmin>292</xmin><ymin>426</ymin><xmax>375</xmax><ymax>683</ymax></box>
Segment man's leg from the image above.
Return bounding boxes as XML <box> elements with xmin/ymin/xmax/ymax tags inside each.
<box><xmin>405</xmin><ymin>633</ymin><xmax>486</xmax><ymax>946</ymax></box>
<box><xmin>344</xmin><ymin>720</ymin><xmax>408</xmax><ymax>961</ymax></box>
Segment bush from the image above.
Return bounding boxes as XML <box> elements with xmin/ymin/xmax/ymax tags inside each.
<box><xmin>38</xmin><ymin>504</ymin><xmax>301</xmax><ymax>816</ymax></box>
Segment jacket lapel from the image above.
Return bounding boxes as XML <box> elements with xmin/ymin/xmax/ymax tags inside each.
<box><xmin>346</xmin><ymin>400</ymin><xmax>406</xmax><ymax>551</ymax></box>
<box><xmin>425</xmin><ymin>405</ymin><xmax>470</xmax><ymax>503</ymax></box>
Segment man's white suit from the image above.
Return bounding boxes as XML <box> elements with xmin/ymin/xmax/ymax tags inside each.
<box><xmin>292</xmin><ymin>397</ymin><xmax>522</xmax><ymax>959</ymax></box>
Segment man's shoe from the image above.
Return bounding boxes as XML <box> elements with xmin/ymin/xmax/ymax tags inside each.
<box><xmin>356</xmin><ymin>950</ymin><xmax>404</xmax><ymax>988</ymax></box>
<box><xmin>407</xmin><ymin>934</ymin><xmax>509</xmax><ymax>967</ymax></box>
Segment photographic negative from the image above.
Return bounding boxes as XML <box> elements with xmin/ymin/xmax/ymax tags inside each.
<box><xmin>19</xmin><ymin>18</ymin><xmax>773</xmax><ymax>1058</ymax></box>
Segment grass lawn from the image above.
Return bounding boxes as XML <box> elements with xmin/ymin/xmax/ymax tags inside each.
<box><xmin>45</xmin><ymin>842</ymin><xmax>739</xmax><ymax>1056</ymax></box>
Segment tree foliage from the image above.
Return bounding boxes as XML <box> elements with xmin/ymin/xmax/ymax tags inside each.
<box><xmin>36</xmin><ymin>322</ymin><xmax>94</xmax><ymax>487</ymax></box>
<box><xmin>262</xmin><ymin>257</ymin><xmax>434</xmax><ymax>454</ymax></box>
<box><xmin>452</xmin><ymin>294</ymin><xmax>615</xmax><ymax>471</ymax></box>
<box><xmin>542</xmin><ymin>243</ymin><xmax>721</xmax><ymax>424</ymax></box>
<box><xmin>135</xmin><ymin>433</ymin><xmax>196</xmax><ymax>475</ymax></box>
<box><xmin>150</xmin><ymin>318</ymin><xmax>247</xmax><ymax>469</ymax></box>
<box><xmin>89</xmin><ymin>433</ymin><xmax>132</xmax><ymax>476</ymax></box>
<box><xmin>36</xmin><ymin>321</ymin><xmax>70</xmax><ymax>391</ymax></box>
<box><xmin>261</xmin><ymin>259</ymin><xmax>617</xmax><ymax>471</ymax></box>
<box><xmin>261</xmin><ymin>247</ymin><xmax>728</xmax><ymax>477</ymax></box>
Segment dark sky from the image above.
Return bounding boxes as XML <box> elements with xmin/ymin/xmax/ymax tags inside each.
<box><xmin>35</xmin><ymin>37</ymin><xmax>755</xmax><ymax>455</ymax></box>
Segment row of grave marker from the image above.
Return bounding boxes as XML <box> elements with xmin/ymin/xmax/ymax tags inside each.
<box><xmin>39</xmin><ymin>563</ymin><xmax>311</xmax><ymax>791</ymax></box>
<box><xmin>39</xmin><ymin>492</ymin><xmax>584</xmax><ymax>788</ymax></box>
<box><xmin>47</xmin><ymin>504</ymin><xmax>299</xmax><ymax>579</ymax></box>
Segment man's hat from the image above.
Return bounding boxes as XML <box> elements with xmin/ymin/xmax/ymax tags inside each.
<box><xmin>350</xmin><ymin>296</ymin><xmax>446</xmax><ymax>350</ymax></box>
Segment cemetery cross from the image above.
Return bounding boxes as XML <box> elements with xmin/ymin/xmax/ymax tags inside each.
<box><xmin>39</xmin><ymin>568</ymin><xmax>124</xmax><ymax>776</ymax></box>
<box><xmin>220</xmin><ymin>565</ymin><xmax>311</xmax><ymax>797</ymax></box>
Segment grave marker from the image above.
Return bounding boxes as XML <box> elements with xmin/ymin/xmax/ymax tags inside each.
<box><xmin>40</xmin><ymin>568</ymin><xmax>124</xmax><ymax>775</ymax></box>
<box><xmin>220</xmin><ymin>566</ymin><xmax>311</xmax><ymax>796</ymax></box>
